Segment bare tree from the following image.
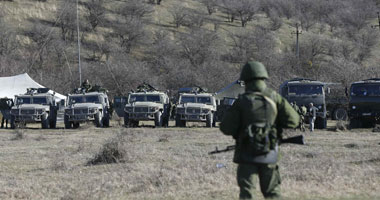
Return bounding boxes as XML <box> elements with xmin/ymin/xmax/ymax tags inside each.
<box><xmin>178</xmin><ymin>29</ymin><xmax>219</xmax><ymax>67</ymax></box>
<box><xmin>199</xmin><ymin>0</ymin><xmax>218</xmax><ymax>15</ymax></box>
<box><xmin>56</xmin><ymin>0</ymin><xmax>77</xmax><ymax>41</ymax></box>
<box><xmin>84</xmin><ymin>0</ymin><xmax>106</xmax><ymax>31</ymax></box>
<box><xmin>169</xmin><ymin>6</ymin><xmax>188</xmax><ymax>28</ymax></box>
<box><xmin>118</xmin><ymin>0</ymin><xmax>153</xmax><ymax>21</ymax></box>
<box><xmin>111</xmin><ymin>19</ymin><xmax>146</xmax><ymax>53</ymax></box>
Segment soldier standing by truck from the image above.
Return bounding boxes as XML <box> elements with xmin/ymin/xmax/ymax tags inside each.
<box><xmin>308</xmin><ymin>103</ymin><xmax>318</xmax><ymax>132</ymax></box>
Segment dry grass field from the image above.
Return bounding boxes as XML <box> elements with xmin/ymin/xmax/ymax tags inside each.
<box><xmin>0</xmin><ymin>121</ymin><xmax>379</xmax><ymax>200</ymax></box>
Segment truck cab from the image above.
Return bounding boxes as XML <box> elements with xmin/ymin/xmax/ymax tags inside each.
<box><xmin>348</xmin><ymin>78</ymin><xmax>380</xmax><ymax>128</ymax></box>
<box><xmin>279</xmin><ymin>78</ymin><xmax>328</xmax><ymax>129</ymax></box>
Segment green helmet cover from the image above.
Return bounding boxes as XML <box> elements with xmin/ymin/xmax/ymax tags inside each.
<box><xmin>240</xmin><ymin>61</ymin><xmax>268</xmax><ymax>81</ymax></box>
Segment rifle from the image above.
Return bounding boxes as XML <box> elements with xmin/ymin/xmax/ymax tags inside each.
<box><xmin>208</xmin><ymin>135</ymin><xmax>305</xmax><ymax>155</ymax></box>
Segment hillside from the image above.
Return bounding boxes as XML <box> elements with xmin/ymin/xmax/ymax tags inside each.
<box><xmin>1</xmin><ymin>0</ymin><xmax>380</xmax><ymax>96</ymax></box>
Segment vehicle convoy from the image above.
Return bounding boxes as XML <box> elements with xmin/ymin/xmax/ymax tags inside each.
<box><xmin>279</xmin><ymin>78</ymin><xmax>328</xmax><ymax>129</ymax></box>
<box><xmin>175</xmin><ymin>87</ymin><xmax>217</xmax><ymax>127</ymax></box>
<box><xmin>10</xmin><ymin>88</ymin><xmax>58</xmax><ymax>129</ymax></box>
<box><xmin>348</xmin><ymin>78</ymin><xmax>380</xmax><ymax>128</ymax></box>
<box><xmin>64</xmin><ymin>88</ymin><xmax>111</xmax><ymax>128</ymax></box>
<box><xmin>124</xmin><ymin>84</ymin><xmax>170</xmax><ymax>127</ymax></box>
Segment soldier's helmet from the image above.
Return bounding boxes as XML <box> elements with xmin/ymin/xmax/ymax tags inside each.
<box><xmin>239</xmin><ymin>61</ymin><xmax>269</xmax><ymax>82</ymax></box>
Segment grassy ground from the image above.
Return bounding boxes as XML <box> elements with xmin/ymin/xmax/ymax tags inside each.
<box><xmin>0</xmin><ymin>120</ymin><xmax>379</xmax><ymax>200</ymax></box>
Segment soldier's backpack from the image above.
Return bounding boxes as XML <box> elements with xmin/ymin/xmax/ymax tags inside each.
<box><xmin>239</xmin><ymin>92</ymin><xmax>278</xmax><ymax>156</ymax></box>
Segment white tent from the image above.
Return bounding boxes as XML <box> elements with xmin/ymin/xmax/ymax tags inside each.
<box><xmin>0</xmin><ymin>73</ymin><xmax>66</xmax><ymax>101</ymax></box>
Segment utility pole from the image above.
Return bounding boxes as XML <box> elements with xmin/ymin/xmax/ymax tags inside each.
<box><xmin>291</xmin><ymin>23</ymin><xmax>302</xmax><ymax>59</ymax></box>
<box><xmin>76</xmin><ymin>0</ymin><xmax>82</xmax><ymax>87</ymax></box>
<box><xmin>371</xmin><ymin>12</ymin><xmax>380</xmax><ymax>30</ymax></box>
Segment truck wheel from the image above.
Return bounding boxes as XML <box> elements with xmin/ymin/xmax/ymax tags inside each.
<box><xmin>95</xmin><ymin>112</ymin><xmax>103</xmax><ymax>127</ymax></box>
<box><xmin>64</xmin><ymin>115</ymin><xmax>71</xmax><ymax>129</ymax></box>
<box><xmin>10</xmin><ymin>116</ymin><xmax>16</xmax><ymax>129</ymax></box>
<box><xmin>175</xmin><ymin>114</ymin><xmax>186</xmax><ymax>127</ymax></box>
<box><xmin>73</xmin><ymin>122</ymin><xmax>80</xmax><ymax>129</ymax></box>
<box><xmin>206</xmin><ymin>113</ymin><xmax>213</xmax><ymax>128</ymax></box>
<box><xmin>41</xmin><ymin>113</ymin><xmax>49</xmax><ymax>129</ymax></box>
<box><xmin>124</xmin><ymin>112</ymin><xmax>130</xmax><ymax>128</ymax></box>
<box><xmin>333</xmin><ymin>108</ymin><xmax>348</xmax><ymax>121</ymax></box>
<box><xmin>154</xmin><ymin>111</ymin><xmax>163</xmax><ymax>127</ymax></box>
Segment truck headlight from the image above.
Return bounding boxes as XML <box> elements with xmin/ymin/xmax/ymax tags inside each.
<box><xmin>125</xmin><ymin>107</ymin><xmax>133</xmax><ymax>113</ymax></box>
<box><xmin>37</xmin><ymin>109</ymin><xmax>44</xmax><ymax>114</ymax></box>
<box><xmin>202</xmin><ymin>109</ymin><xmax>210</xmax><ymax>114</ymax></box>
<box><xmin>352</xmin><ymin>106</ymin><xmax>356</xmax><ymax>110</ymax></box>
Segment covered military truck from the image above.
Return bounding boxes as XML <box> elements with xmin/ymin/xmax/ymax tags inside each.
<box><xmin>349</xmin><ymin>78</ymin><xmax>380</xmax><ymax>128</ymax></box>
<box><xmin>124</xmin><ymin>84</ymin><xmax>170</xmax><ymax>127</ymax></box>
<box><xmin>175</xmin><ymin>87</ymin><xmax>217</xmax><ymax>127</ymax></box>
<box><xmin>10</xmin><ymin>88</ymin><xmax>58</xmax><ymax>129</ymax></box>
<box><xmin>279</xmin><ymin>78</ymin><xmax>328</xmax><ymax>129</ymax></box>
<box><xmin>64</xmin><ymin>89</ymin><xmax>111</xmax><ymax>128</ymax></box>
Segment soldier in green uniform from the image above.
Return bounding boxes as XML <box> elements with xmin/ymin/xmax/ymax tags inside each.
<box><xmin>220</xmin><ymin>61</ymin><xmax>300</xmax><ymax>199</ymax></box>
<box><xmin>299</xmin><ymin>105</ymin><xmax>307</xmax><ymax>132</ymax></box>
<box><xmin>81</xmin><ymin>79</ymin><xmax>92</xmax><ymax>92</ymax></box>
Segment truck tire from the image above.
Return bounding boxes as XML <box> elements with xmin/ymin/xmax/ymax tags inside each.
<box><xmin>10</xmin><ymin>116</ymin><xmax>16</xmax><ymax>129</ymax></box>
<box><xmin>41</xmin><ymin>113</ymin><xmax>49</xmax><ymax>129</ymax></box>
<box><xmin>154</xmin><ymin>111</ymin><xmax>163</xmax><ymax>127</ymax></box>
<box><xmin>95</xmin><ymin>112</ymin><xmax>103</xmax><ymax>127</ymax></box>
<box><xmin>333</xmin><ymin>108</ymin><xmax>348</xmax><ymax>121</ymax></box>
<box><xmin>175</xmin><ymin>114</ymin><xmax>186</xmax><ymax>127</ymax></box>
<box><xmin>73</xmin><ymin>122</ymin><xmax>80</xmax><ymax>129</ymax></box>
<box><xmin>64</xmin><ymin>115</ymin><xmax>71</xmax><ymax>129</ymax></box>
<box><xmin>124</xmin><ymin>112</ymin><xmax>130</xmax><ymax>127</ymax></box>
<box><xmin>206</xmin><ymin>113</ymin><xmax>213</xmax><ymax>128</ymax></box>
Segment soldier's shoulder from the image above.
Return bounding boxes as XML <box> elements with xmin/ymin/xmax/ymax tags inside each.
<box><xmin>263</xmin><ymin>87</ymin><xmax>282</xmax><ymax>102</ymax></box>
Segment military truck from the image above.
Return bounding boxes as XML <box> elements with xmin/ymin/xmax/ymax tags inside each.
<box><xmin>279</xmin><ymin>78</ymin><xmax>328</xmax><ymax>129</ymax></box>
<box><xmin>10</xmin><ymin>88</ymin><xmax>58</xmax><ymax>129</ymax></box>
<box><xmin>124</xmin><ymin>84</ymin><xmax>170</xmax><ymax>127</ymax></box>
<box><xmin>175</xmin><ymin>87</ymin><xmax>217</xmax><ymax>127</ymax></box>
<box><xmin>64</xmin><ymin>89</ymin><xmax>111</xmax><ymax>128</ymax></box>
<box><xmin>348</xmin><ymin>78</ymin><xmax>380</xmax><ymax>128</ymax></box>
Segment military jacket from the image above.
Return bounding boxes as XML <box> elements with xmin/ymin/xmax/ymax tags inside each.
<box><xmin>220</xmin><ymin>81</ymin><xmax>300</xmax><ymax>164</ymax></box>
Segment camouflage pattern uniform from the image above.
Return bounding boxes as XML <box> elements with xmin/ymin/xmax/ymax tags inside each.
<box><xmin>220</xmin><ymin>62</ymin><xmax>299</xmax><ymax>199</ymax></box>
<box><xmin>299</xmin><ymin>105</ymin><xmax>307</xmax><ymax>132</ymax></box>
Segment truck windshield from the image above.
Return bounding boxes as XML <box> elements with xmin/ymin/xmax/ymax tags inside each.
<box><xmin>129</xmin><ymin>95</ymin><xmax>161</xmax><ymax>103</ymax></box>
<box><xmin>16</xmin><ymin>97</ymin><xmax>31</xmax><ymax>105</ymax></box>
<box><xmin>69</xmin><ymin>95</ymin><xmax>100</xmax><ymax>104</ymax></box>
<box><xmin>288</xmin><ymin>85</ymin><xmax>323</xmax><ymax>95</ymax></box>
<box><xmin>32</xmin><ymin>97</ymin><xmax>48</xmax><ymax>104</ymax></box>
<box><xmin>351</xmin><ymin>84</ymin><xmax>380</xmax><ymax>96</ymax></box>
<box><xmin>180</xmin><ymin>96</ymin><xmax>212</xmax><ymax>104</ymax></box>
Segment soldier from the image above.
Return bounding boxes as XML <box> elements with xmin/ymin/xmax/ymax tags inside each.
<box><xmin>81</xmin><ymin>79</ymin><xmax>92</xmax><ymax>92</ymax></box>
<box><xmin>308</xmin><ymin>102</ymin><xmax>318</xmax><ymax>132</ymax></box>
<box><xmin>1</xmin><ymin>98</ymin><xmax>14</xmax><ymax>128</ymax></box>
<box><xmin>220</xmin><ymin>61</ymin><xmax>299</xmax><ymax>199</ymax></box>
<box><xmin>299</xmin><ymin>104</ymin><xmax>307</xmax><ymax>132</ymax></box>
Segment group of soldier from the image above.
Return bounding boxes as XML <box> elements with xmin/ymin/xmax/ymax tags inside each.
<box><xmin>290</xmin><ymin>101</ymin><xmax>318</xmax><ymax>132</ymax></box>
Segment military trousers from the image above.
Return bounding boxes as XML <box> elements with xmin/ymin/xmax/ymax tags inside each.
<box><xmin>237</xmin><ymin>163</ymin><xmax>281</xmax><ymax>199</ymax></box>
